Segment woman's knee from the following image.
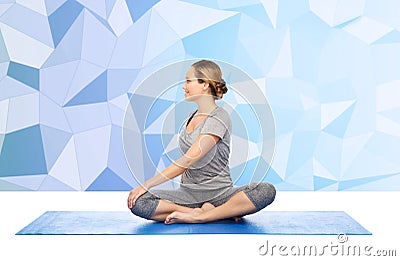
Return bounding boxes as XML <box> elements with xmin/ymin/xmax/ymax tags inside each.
<box><xmin>245</xmin><ymin>182</ymin><xmax>276</xmax><ymax>210</ymax></box>
<box><xmin>130</xmin><ymin>192</ymin><xmax>159</xmax><ymax>220</ymax></box>
<box><xmin>260</xmin><ymin>182</ymin><xmax>276</xmax><ymax>204</ymax></box>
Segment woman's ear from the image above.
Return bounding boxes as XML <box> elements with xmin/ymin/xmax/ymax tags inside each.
<box><xmin>203</xmin><ymin>82</ymin><xmax>209</xmax><ymax>90</ymax></box>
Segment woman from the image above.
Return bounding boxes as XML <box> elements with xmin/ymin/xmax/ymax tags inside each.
<box><xmin>127</xmin><ymin>60</ymin><xmax>276</xmax><ymax>224</ymax></box>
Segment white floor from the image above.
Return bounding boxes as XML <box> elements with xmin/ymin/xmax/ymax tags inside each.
<box><xmin>0</xmin><ymin>191</ymin><xmax>399</xmax><ymax>261</ymax></box>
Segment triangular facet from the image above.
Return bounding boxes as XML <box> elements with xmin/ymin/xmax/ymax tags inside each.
<box><xmin>86</xmin><ymin>167</ymin><xmax>132</xmax><ymax>191</ymax></box>
<box><xmin>65</xmin><ymin>71</ymin><xmax>107</xmax><ymax>106</ymax></box>
<box><xmin>48</xmin><ymin>0</ymin><xmax>84</xmax><ymax>47</ymax></box>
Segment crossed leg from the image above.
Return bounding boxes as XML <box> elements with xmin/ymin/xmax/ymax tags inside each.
<box><xmin>132</xmin><ymin>183</ymin><xmax>275</xmax><ymax>223</ymax></box>
<box><xmin>164</xmin><ymin>191</ymin><xmax>257</xmax><ymax>224</ymax></box>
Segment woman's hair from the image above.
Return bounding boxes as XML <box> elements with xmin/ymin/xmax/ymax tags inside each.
<box><xmin>191</xmin><ymin>60</ymin><xmax>228</xmax><ymax>100</ymax></box>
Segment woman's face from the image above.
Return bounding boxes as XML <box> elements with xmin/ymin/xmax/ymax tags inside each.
<box><xmin>182</xmin><ymin>67</ymin><xmax>208</xmax><ymax>101</ymax></box>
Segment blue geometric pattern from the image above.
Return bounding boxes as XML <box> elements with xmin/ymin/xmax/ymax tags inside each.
<box><xmin>0</xmin><ymin>0</ymin><xmax>400</xmax><ymax>191</ymax></box>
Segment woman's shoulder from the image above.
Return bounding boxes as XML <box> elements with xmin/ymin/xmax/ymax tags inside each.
<box><xmin>214</xmin><ymin>106</ymin><xmax>230</xmax><ymax>117</ymax></box>
<box><xmin>212</xmin><ymin>106</ymin><xmax>232</xmax><ymax>125</ymax></box>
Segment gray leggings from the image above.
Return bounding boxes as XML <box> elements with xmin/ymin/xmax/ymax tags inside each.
<box><xmin>130</xmin><ymin>182</ymin><xmax>276</xmax><ymax>220</ymax></box>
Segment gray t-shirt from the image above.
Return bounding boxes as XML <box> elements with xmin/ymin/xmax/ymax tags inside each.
<box><xmin>179</xmin><ymin>106</ymin><xmax>233</xmax><ymax>190</ymax></box>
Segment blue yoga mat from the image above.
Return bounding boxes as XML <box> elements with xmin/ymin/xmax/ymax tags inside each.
<box><xmin>16</xmin><ymin>211</ymin><xmax>371</xmax><ymax>235</ymax></box>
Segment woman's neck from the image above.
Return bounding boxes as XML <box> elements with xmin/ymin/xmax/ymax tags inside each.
<box><xmin>195</xmin><ymin>97</ymin><xmax>218</xmax><ymax>115</ymax></box>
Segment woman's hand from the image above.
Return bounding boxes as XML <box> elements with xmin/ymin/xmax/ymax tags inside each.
<box><xmin>127</xmin><ymin>186</ymin><xmax>147</xmax><ymax>209</ymax></box>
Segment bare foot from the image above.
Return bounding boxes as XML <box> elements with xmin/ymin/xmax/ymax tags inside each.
<box><xmin>165</xmin><ymin>203</ymin><xmax>215</xmax><ymax>224</ymax></box>
<box><xmin>164</xmin><ymin>203</ymin><xmax>243</xmax><ymax>224</ymax></box>
<box><xmin>165</xmin><ymin>208</ymin><xmax>204</xmax><ymax>224</ymax></box>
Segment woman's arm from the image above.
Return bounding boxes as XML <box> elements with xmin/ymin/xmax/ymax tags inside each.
<box><xmin>146</xmin><ymin>134</ymin><xmax>220</xmax><ymax>187</ymax></box>
<box><xmin>127</xmin><ymin>134</ymin><xmax>220</xmax><ymax>208</ymax></box>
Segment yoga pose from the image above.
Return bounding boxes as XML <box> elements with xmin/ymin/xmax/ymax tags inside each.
<box><xmin>127</xmin><ymin>60</ymin><xmax>276</xmax><ymax>224</ymax></box>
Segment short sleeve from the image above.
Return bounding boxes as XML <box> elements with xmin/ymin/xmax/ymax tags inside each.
<box><xmin>200</xmin><ymin>109</ymin><xmax>231</xmax><ymax>139</ymax></box>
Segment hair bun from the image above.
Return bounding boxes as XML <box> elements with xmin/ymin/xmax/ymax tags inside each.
<box><xmin>215</xmin><ymin>79</ymin><xmax>227</xmax><ymax>99</ymax></box>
